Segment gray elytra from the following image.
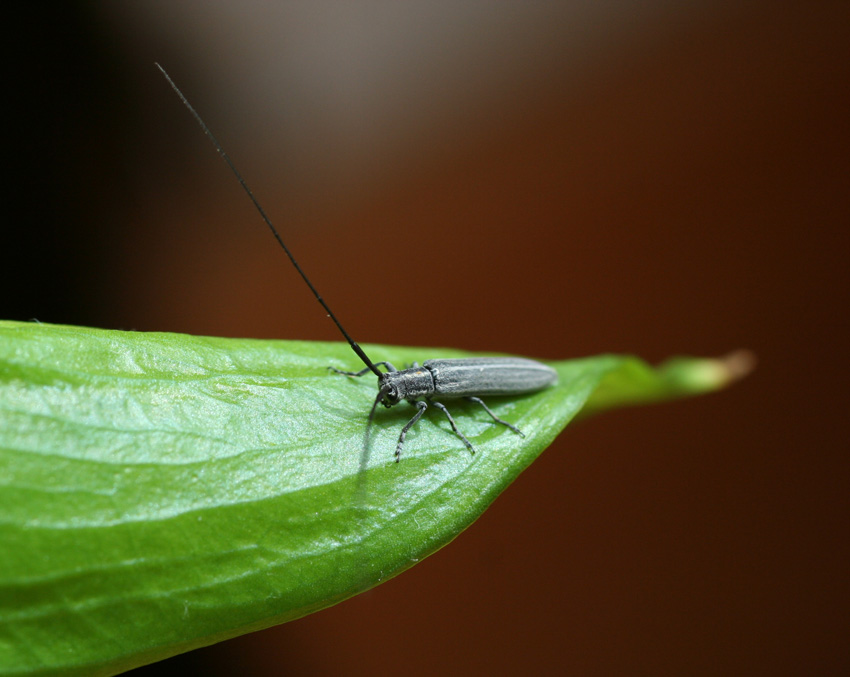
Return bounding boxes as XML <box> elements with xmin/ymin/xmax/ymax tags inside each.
<box><xmin>158</xmin><ymin>64</ymin><xmax>557</xmax><ymax>461</ymax></box>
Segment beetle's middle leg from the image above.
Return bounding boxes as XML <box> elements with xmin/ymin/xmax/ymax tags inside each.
<box><xmin>466</xmin><ymin>396</ymin><xmax>525</xmax><ymax>437</ymax></box>
<box><xmin>330</xmin><ymin>361</ymin><xmax>397</xmax><ymax>377</ymax></box>
<box><xmin>429</xmin><ymin>400</ymin><xmax>475</xmax><ymax>455</ymax></box>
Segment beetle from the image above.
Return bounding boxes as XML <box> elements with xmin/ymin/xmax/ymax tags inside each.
<box><xmin>333</xmin><ymin>357</ymin><xmax>557</xmax><ymax>460</ymax></box>
<box><xmin>158</xmin><ymin>64</ymin><xmax>558</xmax><ymax>461</ymax></box>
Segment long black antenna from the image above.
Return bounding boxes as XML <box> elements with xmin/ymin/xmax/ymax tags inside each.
<box><xmin>156</xmin><ymin>63</ymin><xmax>382</xmax><ymax>377</ymax></box>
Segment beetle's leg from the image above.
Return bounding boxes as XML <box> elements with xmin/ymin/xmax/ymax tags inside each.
<box><xmin>466</xmin><ymin>396</ymin><xmax>525</xmax><ymax>437</ymax></box>
<box><xmin>395</xmin><ymin>400</ymin><xmax>428</xmax><ymax>462</ymax></box>
<box><xmin>330</xmin><ymin>361</ymin><xmax>397</xmax><ymax>377</ymax></box>
<box><xmin>429</xmin><ymin>400</ymin><xmax>475</xmax><ymax>456</ymax></box>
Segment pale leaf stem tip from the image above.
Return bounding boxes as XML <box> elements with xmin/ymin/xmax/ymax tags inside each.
<box><xmin>718</xmin><ymin>349</ymin><xmax>757</xmax><ymax>383</ymax></box>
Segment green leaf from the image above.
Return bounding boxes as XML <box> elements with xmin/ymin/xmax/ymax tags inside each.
<box><xmin>0</xmin><ymin>321</ymin><xmax>751</xmax><ymax>676</ymax></box>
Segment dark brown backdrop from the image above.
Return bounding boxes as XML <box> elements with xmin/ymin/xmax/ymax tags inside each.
<box><xmin>6</xmin><ymin>2</ymin><xmax>848</xmax><ymax>675</ymax></box>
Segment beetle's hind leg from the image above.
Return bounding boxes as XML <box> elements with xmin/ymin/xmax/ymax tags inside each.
<box><xmin>430</xmin><ymin>400</ymin><xmax>475</xmax><ymax>455</ymax></box>
<box><xmin>466</xmin><ymin>396</ymin><xmax>525</xmax><ymax>437</ymax></box>
<box><xmin>329</xmin><ymin>361</ymin><xmax>397</xmax><ymax>377</ymax></box>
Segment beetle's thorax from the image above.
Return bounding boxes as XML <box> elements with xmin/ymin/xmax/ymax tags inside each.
<box><xmin>379</xmin><ymin>366</ymin><xmax>435</xmax><ymax>406</ymax></box>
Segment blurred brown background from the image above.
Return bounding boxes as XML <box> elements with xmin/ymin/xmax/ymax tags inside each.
<box><xmin>6</xmin><ymin>2</ymin><xmax>848</xmax><ymax>675</ymax></box>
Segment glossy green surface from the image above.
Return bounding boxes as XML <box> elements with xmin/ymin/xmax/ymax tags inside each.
<box><xmin>0</xmin><ymin>321</ymin><xmax>747</xmax><ymax>675</ymax></box>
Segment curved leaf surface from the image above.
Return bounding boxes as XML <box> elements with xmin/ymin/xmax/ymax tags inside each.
<box><xmin>0</xmin><ymin>321</ymin><xmax>750</xmax><ymax>675</ymax></box>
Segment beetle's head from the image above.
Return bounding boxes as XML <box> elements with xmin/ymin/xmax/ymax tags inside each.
<box><xmin>377</xmin><ymin>372</ymin><xmax>402</xmax><ymax>407</ymax></box>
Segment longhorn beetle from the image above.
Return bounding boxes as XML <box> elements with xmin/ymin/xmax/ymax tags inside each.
<box><xmin>157</xmin><ymin>64</ymin><xmax>557</xmax><ymax>461</ymax></box>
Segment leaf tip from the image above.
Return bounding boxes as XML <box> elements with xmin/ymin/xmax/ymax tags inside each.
<box><xmin>718</xmin><ymin>349</ymin><xmax>757</xmax><ymax>384</ymax></box>
<box><xmin>675</xmin><ymin>349</ymin><xmax>756</xmax><ymax>392</ymax></box>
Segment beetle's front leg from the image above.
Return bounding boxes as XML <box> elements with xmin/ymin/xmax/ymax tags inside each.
<box><xmin>395</xmin><ymin>400</ymin><xmax>428</xmax><ymax>462</ymax></box>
